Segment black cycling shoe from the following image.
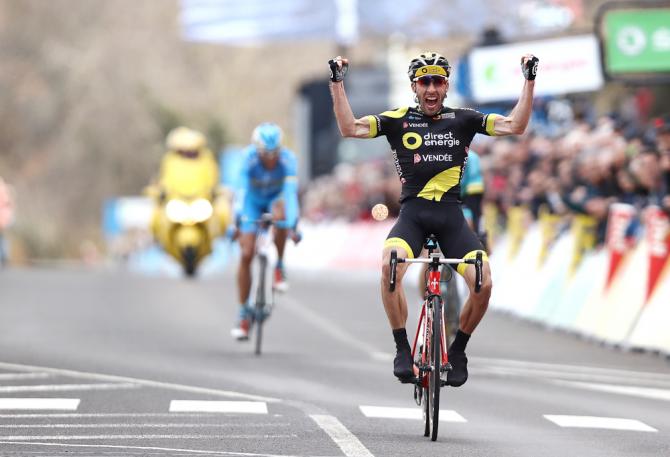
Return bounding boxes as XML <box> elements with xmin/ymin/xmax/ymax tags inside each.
<box><xmin>446</xmin><ymin>351</ymin><xmax>468</xmax><ymax>387</ymax></box>
<box><xmin>393</xmin><ymin>348</ymin><xmax>414</xmax><ymax>382</ymax></box>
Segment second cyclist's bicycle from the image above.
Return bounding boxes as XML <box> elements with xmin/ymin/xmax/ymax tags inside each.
<box><xmin>389</xmin><ymin>235</ymin><xmax>482</xmax><ymax>441</ymax></box>
<box><xmin>249</xmin><ymin>214</ymin><xmax>275</xmax><ymax>355</ymax></box>
<box><xmin>248</xmin><ymin>213</ymin><xmax>301</xmax><ymax>356</ymax></box>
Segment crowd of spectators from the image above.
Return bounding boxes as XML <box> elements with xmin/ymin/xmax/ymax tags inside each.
<box><xmin>481</xmin><ymin>112</ymin><xmax>670</xmax><ymax>243</ymax></box>
<box><xmin>301</xmin><ymin>159</ymin><xmax>401</xmax><ymax>223</ymax></box>
<box><xmin>300</xmin><ymin>95</ymin><xmax>669</xmax><ymax>246</ymax></box>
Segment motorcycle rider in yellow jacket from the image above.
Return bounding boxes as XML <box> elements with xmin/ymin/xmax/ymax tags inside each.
<box><xmin>149</xmin><ymin>127</ymin><xmax>231</xmax><ymax>272</ymax></box>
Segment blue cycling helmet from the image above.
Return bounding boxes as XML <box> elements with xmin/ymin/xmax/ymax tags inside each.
<box><xmin>252</xmin><ymin>122</ymin><xmax>283</xmax><ymax>152</ymax></box>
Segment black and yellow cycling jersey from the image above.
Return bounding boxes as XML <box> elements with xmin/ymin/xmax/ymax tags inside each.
<box><xmin>366</xmin><ymin>106</ymin><xmax>497</xmax><ymax>203</ymax></box>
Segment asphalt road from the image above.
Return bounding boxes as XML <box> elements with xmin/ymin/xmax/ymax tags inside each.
<box><xmin>0</xmin><ymin>265</ymin><xmax>669</xmax><ymax>457</ymax></box>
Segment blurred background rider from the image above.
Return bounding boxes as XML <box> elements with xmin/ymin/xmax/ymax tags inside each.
<box><xmin>461</xmin><ymin>150</ymin><xmax>486</xmax><ymax>244</ymax></box>
<box><xmin>231</xmin><ymin>123</ymin><xmax>300</xmax><ymax>340</ymax></box>
<box><xmin>148</xmin><ymin>126</ymin><xmax>230</xmax><ymax>242</ymax></box>
<box><xmin>158</xmin><ymin>127</ymin><xmax>219</xmax><ymax>200</ymax></box>
<box><xmin>0</xmin><ymin>177</ymin><xmax>15</xmax><ymax>267</ymax></box>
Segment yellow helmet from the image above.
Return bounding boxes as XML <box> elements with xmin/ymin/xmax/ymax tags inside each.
<box><xmin>407</xmin><ymin>51</ymin><xmax>451</xmax><ymax>81</ymax></box>
<box><xmin>165</xmin><ymin>126</ymin><xmax>206</xmax><ymax>151</ymax></box>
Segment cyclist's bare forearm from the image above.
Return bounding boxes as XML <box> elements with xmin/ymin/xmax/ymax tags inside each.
<box><xmin>329</xmin><ymin>81</ymin><xmax>371</xmax><ymax>138</ymax></box>
<box><xmin>492</xmin><ymin>80</ymin><xmax>534</xmax><ymax>136</ymax></box>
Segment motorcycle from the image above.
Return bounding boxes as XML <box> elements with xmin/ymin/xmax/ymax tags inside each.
<box><xmin>147</xmin><ymin>181</ymin><xmax>230</xmax><ymax>277</ymax></box>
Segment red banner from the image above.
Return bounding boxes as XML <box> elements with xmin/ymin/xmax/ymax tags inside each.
<box><xmin>644</xmin><ymin>206</ymin><xmax>670</xmax><ymax>303</ymax></box>
<box><xmin>604</xmin><ymin>203</ymin><xmax>636</xmax><ymax>290</ymax></box>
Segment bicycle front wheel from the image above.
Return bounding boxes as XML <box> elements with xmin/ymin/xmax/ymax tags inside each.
<box><xmin>430</xmin><ymin>295</ymin><xmax>442</xmax><ymax>441</ymax></box>
<box><xmin>254</xmin><ymin>255</ymin><xmax>267</xmax><ymax>356</ymax></box>
<box><xmin>422</xmin><ymin>342</ymin><xmax>431</xmax><ymax>437</ymax></box>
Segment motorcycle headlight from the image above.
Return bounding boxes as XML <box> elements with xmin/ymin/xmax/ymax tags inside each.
<box><xmin>190</xmin><ymin>198</ymin><xmax>213</xmax><ymax>223</ymax></box>
<box><xmin>165</xmin><ymin>199</ymin><xmax>190</xmax><ymax>223</ymax></box>
<box><xmin>165</xmin><ymin>198</ymin><xmax>213</xmax><ymax>224</ymax></box>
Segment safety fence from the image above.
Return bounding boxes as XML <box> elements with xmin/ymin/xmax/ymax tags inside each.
<box><xmin>489</xmin><ymin>204</ymin><xmax>670</xmax><ymax>356</ymax></box>
<box><xmin>109</xmin><ymin>196</ymin><xmax>670</xmax><ymax>355</ymax></box>
<box><xmin>287</xmin><ymin>205</ymin><xmax>670</xmax><ymax>355</ymax></box>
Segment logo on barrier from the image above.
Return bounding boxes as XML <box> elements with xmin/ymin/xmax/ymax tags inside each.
<box><xmin>604</xmin><ymin>203</ymin><xmax>636</xmax><ymax>290</ymax></box>
<box><xmin>645</xmin><ymin>206</ymin><xmax>670</xmax><ymax>302</ymax></box>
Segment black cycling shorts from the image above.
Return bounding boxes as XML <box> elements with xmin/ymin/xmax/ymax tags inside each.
<box><xmin>384</xmin><ymin>197</ymin><xmax>488</xmax><ymax>276</ymax></box>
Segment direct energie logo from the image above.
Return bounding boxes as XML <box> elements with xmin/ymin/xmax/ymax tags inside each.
<box><xmin>402</xmin><ymin>132</ymin><xmax>422</xmax><ymax>150</ymax></box>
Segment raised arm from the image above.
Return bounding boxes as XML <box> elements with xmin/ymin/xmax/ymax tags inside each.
<box><xmin>328</xmin><ymin>56</ymin><xmax>371</xmax><ymax>139</ymax></box>
<box><xmin>492</xmin><ymin>54</ymin><xmax>538</xmax><ymax>136</ymax></box>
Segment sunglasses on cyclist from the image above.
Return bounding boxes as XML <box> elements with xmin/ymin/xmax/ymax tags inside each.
<box><xmin>260</xmin><ymin>147</ymin><xmax>279</xmax><ymax>156</ymax></box>
<box><xmin>414</xmin><ymin>75</ymin><xmax>447</xmax><ymax>88</ymax></box>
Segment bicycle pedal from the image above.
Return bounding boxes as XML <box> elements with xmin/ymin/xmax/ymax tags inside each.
<box><xmin>398</xmin><ymin>376</ymin><xmax>418</xmax><ymax>384</ymax></box>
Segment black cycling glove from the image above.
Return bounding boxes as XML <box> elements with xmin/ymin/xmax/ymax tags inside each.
<box><xmin>521</xmin><ymin>55</ymin><xmax>539</xmax><ymax>81</ymax></box>
<box><xmin>328</xmin><ymin>58</ymin><xmax>349</xmax><ymax>83</ymax></box>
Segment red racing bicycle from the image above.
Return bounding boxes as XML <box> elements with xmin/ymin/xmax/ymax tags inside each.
<box><xmin>389</xmin><ymin>235</ymin><xmax>482</xmax><ymax>441</ymax></box>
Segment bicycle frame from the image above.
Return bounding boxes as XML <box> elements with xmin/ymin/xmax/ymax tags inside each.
<box><xmin>389</xmin><ymin>241</ymin><xmax>482</xmax><ymax>441</ymax></box>
<box><xmin>411</xmin><ymin>256</ymin><xmax>448</xmax><ymax>385</ymax></box>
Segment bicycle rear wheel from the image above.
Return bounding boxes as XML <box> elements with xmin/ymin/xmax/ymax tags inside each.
<box><xmin>254</xmin><ymin>255</ymin><xmax>267</xmax><ymax>356</ymax></box>
<box><xmin>430</xmin><ymin>296</ymin><xmax>442</xmax><ymax>441</ymax></box>
<box><xmin>423</xmin><ymin>383</ymin><xmax>430</xmax><ymax>437</ymax></box>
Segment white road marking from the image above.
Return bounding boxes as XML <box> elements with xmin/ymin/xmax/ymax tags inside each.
<box><xmin>0</xmin><ymin>422</ymin><xmax>287</xmax><ymax>429</ymax></box>
<box><xmin>359</xmin><ymin>405</ymin><xmax>467</xmax><ymax>422</ymax></box>
<box><xmin>474</xmin><ymin>357</ymin><xmax>670</xmax><ymax>384</ymax></box>
<box><xmin>310</xmin><ymin>414</ymin><xmax>374</xmax><ymax>457</ymax></box>
<box><xmin>480</xmin><ymin>365</ymin><xmax>670</xmax><ymax>389</ymax></box>
<box><xmin>544</xmin><ymin>415</ymin><xmax>657</xmax><ymax>432</ymax></box>
<box><xmin>368</xmin><ymin>355</ymin><xmax>670</xmax><ymax>387</ymax></box>
<box><xmin>0</xmin><ymin>440</ymin><xmax>311</xmax><ymax>457</ymax></box>
<box><xmin>0</xmin><ymin>398</ymin><xmax>79</xmax><ymax>411</ymax></box>
<box><xmin>0</xmin><ymin>413</ymin><xmax>235</xmax><ymax>418</ymax></box>
<box><xmin>370</xmin><ymin>352</ymin><xmax>393</xmax><ymax>362</ymax></box>
<box><xmin>0</xmin><ymin>361</ymin><xmax>280</xmax><ymax>403</ymax></box>
<box><xmin>170</xmin><ymin>400</ymin><xmax>268</xmax><ymax>414</ymax></box>
<box><xmin>0</xmin><ymin>434</ymin><xmax>298</xmax><ymax>440</ymax></box>
<box><xmin>553</xmin><ymin>380</ymin><xmax>670</xmax><ymax>401</ymax></box>
<box><xmin>0</xmin><ymin>372</ymin><xmax>51</xmax><ymax>381</ymax></box>
<box><xmin>0</xmin><ymin>383</ymin><xmax>138</xmax><ymax>393</ymax></box>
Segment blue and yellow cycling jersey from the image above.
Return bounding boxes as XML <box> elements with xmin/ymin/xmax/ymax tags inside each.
<box><xmin>235</xmin><ymin>145</ymin><xmax>299</xmax><ymax>231</ymax></box>
<box><xmin>365</xmin><ymin>106</ymin><xmax>496</xmax><ymax>203</ymax></box>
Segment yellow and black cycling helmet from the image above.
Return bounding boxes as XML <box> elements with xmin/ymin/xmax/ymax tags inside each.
<box><xmin>407</xmin><ymin>52</ymin><xmax>451</xmax><ymax>81</ymax></box>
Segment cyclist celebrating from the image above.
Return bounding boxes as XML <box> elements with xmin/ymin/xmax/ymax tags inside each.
<box><xmin>328</xmin><ymin>51</ymin><xmax>537</xmax><ymax>385</ymax></box>
<box><xmin>231</xmin><ymin>123</ymin><xmax>300</xmax><ymax>340</ymax></box>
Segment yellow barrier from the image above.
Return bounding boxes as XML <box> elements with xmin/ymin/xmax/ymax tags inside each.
<box><xmin>483</xmin><ymin>203</ymin><xmax>500</xmax><ymax>246</ymax></box>
<box><xmin>569</xmin><ymin>214</ymin><xmax>597</xmax><ymax>276</ymax></box>
<box><xmin>538</xmin><ymin>206</ymin><xmax>561</xmax><ymax>267</ymax></box>
<box><xmin>506</xmin><ymin>206</ymin><xmax>528</xmax><ymax>261</ymax></box>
